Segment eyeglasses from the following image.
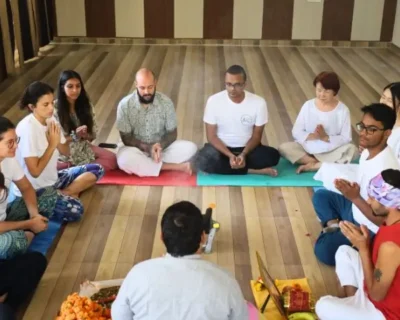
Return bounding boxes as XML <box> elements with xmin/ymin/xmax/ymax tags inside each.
<box><xmin>356</xmin><ymin>122</ymin><xmax>385</xmax><ymax>135</ymax></box>
<box><xmin>225</xmin><ymin>82</ymin><xmax>245</xmax><ymax>90</ymax></box>
<box><xmin>5</xmin><ymin>137</ymin><xmax>20</xmax><ymax>149</ymax></box>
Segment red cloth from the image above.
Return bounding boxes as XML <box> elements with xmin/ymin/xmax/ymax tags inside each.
<box><xmin>367</xmin><ymin>222</ymin><xmax>400</xmax><ymax>320</ymax></box>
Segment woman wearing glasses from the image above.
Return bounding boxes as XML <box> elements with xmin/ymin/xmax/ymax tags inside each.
<box><xmin>54</xmin><ymin>70</ymin><xmax>117</xmax><ymax>171</ymax></box>
<box><xmin>279</xmin><ymin>71</ymin><xmax>358</xmax><ymax>173</ymax></box>
<box><xmin>0</xmin><ymin>117</ymin><xmax>53</xmax><ymax>259</ymax></box>
<box><xmin>14</xmin><ymin>81</ymin><xmax>104</xmax><ymax>224</ymax></box>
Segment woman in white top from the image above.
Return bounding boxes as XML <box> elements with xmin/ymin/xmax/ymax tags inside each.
<box><xmin>15</xmin><ymin>82</ymin><xmax>105</xmax><ymax>223</ymax></box>
<box><xmin>0</xmin><ymin>117</ymin><xmax>53</xmax><ymax>260</ymax></box>
<box><xmin>378</xmin><ymin>82</ymin><xmax>400</xmax><ymax>160</ymax></box>
<box><xmin>279</xmin><ymin>71</ymin><xmax>358</xmax><ymax>173</ymax></box>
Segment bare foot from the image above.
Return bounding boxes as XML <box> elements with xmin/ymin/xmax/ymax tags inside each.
<box><xmin>161</xmin><ymin>162</ymin><xmax>193</xmax><ymax>175</ymax></box>
<box><xmin>59</xmin><ymin>189</ymin><xmax>79</xmax><ymax>199</ymax></box>
<box><xmin>180</xmin><ymin>162</ymin><xmax>193</xmax><ymax>175</ymax></box>
<box><xmin>296</xmin><ymin>161</ymin><xmax>321</xmax><ymax>174</ymax></box>
<box><xmin>248</xmin><ymin>168</ymin><xmax>278</xmax><ymax>176</ymax></box>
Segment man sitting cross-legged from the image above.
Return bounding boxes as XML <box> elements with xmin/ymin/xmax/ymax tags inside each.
<box><xmin>316</xmin><ymin>169</ymin><xmax>400</xmax><ymax>320</ymax></box>
<box><xmin>111</xmin><ymin>201</ymin><xmax>248</xmax><ymax>320</ymax></box>
<box><xmin>313</xmin><ymin>103</ymin><xmax>399</xmax><ymax>266</ymax></box>
<box><xmin>116</xmin><ymin>68</ymin><xmax>197</xmax><ymax>177</ymax></box>
<box><xmin>193</xmin><ymin>65</ymin><xmax>280</xmax><ymax>176</ymax></box>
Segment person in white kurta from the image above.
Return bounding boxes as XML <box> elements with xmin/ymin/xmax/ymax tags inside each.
<box><xmin>116</xmin><ymin>69</ymin><xmax>197</xmax><ymax>177</ymax></box>
<box><xmin>111</xmin><ymin>201</ymin><xmax>248</xmax><ymax>320</ymax></box>
<box><xmin>279</xmin><ymin>71</ymin><xmax>358</xmax><ymax>173</ymax></box>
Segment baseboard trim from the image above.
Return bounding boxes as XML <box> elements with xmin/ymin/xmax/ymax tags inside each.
<box><xmin>52</xmin><ymin>37</ymin><xmax>393</xmax><ymax>48</ymax></box>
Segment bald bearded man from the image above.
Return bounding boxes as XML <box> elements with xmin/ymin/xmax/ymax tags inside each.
<box><xmin>116</xmin><ymin>69</ymin><xmax>197</xmax><ymax>177</ymax></box>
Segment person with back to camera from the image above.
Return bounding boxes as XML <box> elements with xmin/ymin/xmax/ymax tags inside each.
<box><xmin>112</xmin><ymin>201</ymin><xmax>248</xmax><ymax>320</ymax></box>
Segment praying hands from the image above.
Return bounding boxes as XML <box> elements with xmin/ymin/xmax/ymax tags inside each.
<box><xmin>339</xmin><ymin>221</ymin><xmax>370</xmax><ymax>251</ymax></box>
<box><xmin>315</xmin><ymin>124</ymin><xmax>329</xmax><ymax>142</ymax></box>
<box><xmin>334</xmin><ymin>178</ymin><xmax>361</xmax><ymax>201</ymax></box>
<box><xmin>306</xmin><ymin>124</ymin><xmax>329</xmax><ymax>141</ymax></box>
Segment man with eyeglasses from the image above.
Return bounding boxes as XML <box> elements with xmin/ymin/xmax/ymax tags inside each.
<box><xmin>313</xmin><ymin>103</ymin><xmax>399</xmax><ymax>266</ymax></box>
<box><xmin>116</xmin><ymin>68</ymin><xmax>197</xmax><ymax>177</ymax></box>
<box><xmin>194</xmin><ymin>65</ymin><xmax>280</xmax><ymax>176</ymax></box>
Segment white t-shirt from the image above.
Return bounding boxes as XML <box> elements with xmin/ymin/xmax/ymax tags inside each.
<box><xmin>388</xmin><ymin>126</ymin><xmax>400</xmax><ymax>162</ymax></box>
<box><xmin>203</xmin><ymin>90</ymin><xmax>268</xmax><ymax>148</ymax></box>
<box><xmin>14</xmin><ymin>114</ymin><xmax>66</xmax><ymax>196</ymax></box>
<box><xmin>292</xmin><ymin>99</ymin><xmax>352</xmax><ymax>154</ymax></box>
<box><xmin>353</xmin><ymin>147</ymin><xmax>400</xmax><ymax>233</ymax></box>
<box><xmin>111</xmin><ymin>254</ymin><xmax>248</xmax><ymax>320</ymax></box>
<box><xmin>0</xmin><ymin>157</ymin><xmax>25</xmax><ymax>221</ymax></box>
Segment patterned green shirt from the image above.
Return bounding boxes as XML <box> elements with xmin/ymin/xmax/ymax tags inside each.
<box><xmin>116</xmin><ymin>91</ymin><xmax>177</xmax><ymax>144</ymax></box>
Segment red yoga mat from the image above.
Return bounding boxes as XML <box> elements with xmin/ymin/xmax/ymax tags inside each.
<box><xmin>96</xmin><ymin>169</ymin><xmax>197</xmax><ymax>186</ymax></box>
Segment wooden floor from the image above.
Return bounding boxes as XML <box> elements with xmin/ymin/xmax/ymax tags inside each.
<box><xmin>1</xmin><ymin>43</ymin><xmax>399</xmax><ymax>319</ymax></box>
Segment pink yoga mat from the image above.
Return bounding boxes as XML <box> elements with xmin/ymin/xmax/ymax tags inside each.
<box><xmin>248</xmin><ymin>301</ymin><xmax>259</xmax><ymax>319</ymax></box>
<box><xmin>96</xmin><ymin>169</ymin><xmax>197</xmax><ymax>186</ymax></box>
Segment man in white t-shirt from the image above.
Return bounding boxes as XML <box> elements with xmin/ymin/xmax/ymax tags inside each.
<box><xmin>313</xmin><ymin>103</ymin><xmax>399</xmax><ymax>266</ymax></box>
<box><xmin>111</xmin><ymin>201</ymin><xmax>248</xmax><ymax>320</ymax></box>
<box><xmin>194</xmin><ymin>65</ymin><xmax>280</xmax><ymax>176</ymax></box>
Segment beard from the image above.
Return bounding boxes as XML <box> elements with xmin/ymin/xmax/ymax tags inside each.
<box><xmin>137</xmin><ymin>89</ymin><xmax>156</xmax><ymax>104</ymax></box>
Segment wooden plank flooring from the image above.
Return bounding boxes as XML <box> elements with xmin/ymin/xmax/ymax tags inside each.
<box><xmin>1</xmin><ymin>43</ymin><xmax>399</xmax><ymax>319</ymax></box>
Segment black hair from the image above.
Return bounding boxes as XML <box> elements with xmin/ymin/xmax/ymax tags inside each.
<box><xmin>0</xmin><ymin>117</ymin><xmax>15</xmax><ymax>138</ymax></box>
<box><xmin>161</xmin><ymin>201</ymin><xmax>203</xmax><ymax>257</ymax></box>
<box><xmin>382</xmin><ymin>169</ymin><xmax>400</xmax><ymax>189</ymax></box>
<box><xmin>0</xmin><ymin>117</ymin><xmax>15</xmax><ymax>202</ymax></box>
<box><xmin>18</xmin><ymin>81</ymin><xmax>54</xmax><ymax>111</ymax></box>
<box><xmin>0</xmin><ymin>172</ymin><xmax>7</xmax><ymax>203</ymax></box>
<box><xmin>383</xmin><ymin>82</ymin><xmax>400</xmax><ymax>114</ymax></box>
<box><xmin>225</xmin><ymin>65</ymin><xmax>247</xmax><ymax>82</ymax></box>
<box><xmin>56</xmin><ymin>70</ymin><xmax>94</xmax><ymax>134</ymax></box>
<box><xmin>361</xmin><ymin>103</ymin><xmax>396</xmax><ymax>130</ymax></box>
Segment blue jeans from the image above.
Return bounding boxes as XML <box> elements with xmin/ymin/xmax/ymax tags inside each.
<box><xmin>312</xmin><ymin>189</ymin><xmax>375</xmax><ymax>266</ymax></box>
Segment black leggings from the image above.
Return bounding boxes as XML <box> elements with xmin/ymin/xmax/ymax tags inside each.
<box><xmin>0</xmin><ymin>252</ymin><xmax>47</xmax><ymax>311</ymax></box>
<box><xmin>194</xmin><ymin>143</ymin><xmax>280</xmax><ymax>175</ymax></box>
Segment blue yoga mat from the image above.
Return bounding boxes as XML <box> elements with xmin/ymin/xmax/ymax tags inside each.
<box><xmin>27</xmin><ymin>220</ymin><xmax>62</xmax><ymax>256</ymax></box>
<box><xmin>197</xmin><ymin>158</ymin><xmax>323</xmax><ymax>187</ymax></box>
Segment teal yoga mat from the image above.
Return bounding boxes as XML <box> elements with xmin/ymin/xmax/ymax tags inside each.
<box><xmin>196</xmin><ymin>158</ymin><xmax>323</xmax><ymax>187</ymax></box>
